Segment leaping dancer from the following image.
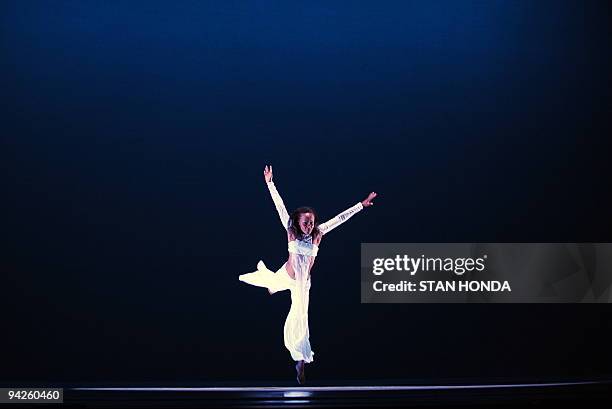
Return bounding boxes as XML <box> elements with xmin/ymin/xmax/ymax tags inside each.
<box><xmin>239</xmin><ymin>165</ymin><xmax>377</xmax><ymax>384</ymax></box>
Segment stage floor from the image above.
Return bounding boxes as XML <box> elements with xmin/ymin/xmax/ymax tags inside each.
<box><xmin>49</xmin><ymin>379</ymin><xmax>612</xmax><ymax>408</ymax></box>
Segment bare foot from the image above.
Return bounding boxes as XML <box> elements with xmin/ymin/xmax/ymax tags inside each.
<box><xmin>295</xmin><ymin>360</ymin><xmax>305</xmax><ymax>385</ymax></box>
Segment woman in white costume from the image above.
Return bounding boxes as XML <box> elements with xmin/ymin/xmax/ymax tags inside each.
<box><xmin>239</xmin><ymin>165</ymin><xmax>377</xmax><ymax>384</ymax></box>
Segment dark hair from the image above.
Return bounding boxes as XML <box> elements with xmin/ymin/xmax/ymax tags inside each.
<box><xmin>288</xmin><ymin>206</ymin><xmax>321</xmax><ymax>241</ymax></box>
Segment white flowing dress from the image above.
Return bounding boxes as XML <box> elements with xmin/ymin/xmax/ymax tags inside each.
<box><xmin>239</xmin><ymin>181</ymin><xmax>363</xmax><ymax>363</ymax></box>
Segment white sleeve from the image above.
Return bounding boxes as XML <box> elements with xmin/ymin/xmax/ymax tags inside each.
<box><xmin>267</xmin><ymin>181</ymin><xmax>290</xmax><ymax>229</ymax></box>
<box><xmin>318</xmin><ymin>202</ymin><xmax>363</xmax><ymax>235</ymax></box>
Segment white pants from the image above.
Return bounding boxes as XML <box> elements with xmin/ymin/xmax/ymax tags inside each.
<box><xmin>239</xmin><ymin>261</ymin><xmax>314</xmax><ymax>363</ymax></box>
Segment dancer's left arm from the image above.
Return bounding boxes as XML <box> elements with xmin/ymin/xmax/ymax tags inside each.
<box><xmin>318</xmin><ymin>192</ymin><xmax>377</xmax><ymax>235</ymax></box>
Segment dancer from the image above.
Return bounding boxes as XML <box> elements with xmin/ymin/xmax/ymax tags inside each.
<box><xmin>239</xmin><ymin>165</ymin><xmax>377</xmax><ymax>384</ymax></box>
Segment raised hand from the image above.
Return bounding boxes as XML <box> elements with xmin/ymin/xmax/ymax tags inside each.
<box><xmin>361</xmin><ymin>192</ymin><xmax>377</xmax><ymax>208</ymax></box>
<box><xmin>264</xmin><ymin>165</ymin><xmax>273</xmax><ymax>183</ymax></box>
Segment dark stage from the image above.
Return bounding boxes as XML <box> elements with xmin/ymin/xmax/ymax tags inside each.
<box><xmin>6</xmin><ymin>380</ymin><xmax>608</xmax><ymax>408</ymax></box>
<box><xmin>2</xmin><ymin>1</ymin><xmax>612</xmax><ymax>408</ymax></box>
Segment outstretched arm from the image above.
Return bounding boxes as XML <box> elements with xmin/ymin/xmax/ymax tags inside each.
<box><xmin>318</xmin><ymin>192</ymin><xmax>377</xmax><ymax>235</ymax></box>
<box><xmin>264</xmin><ymin>165</ymin><xmax>290</xmax><ymax>229</ymax></box>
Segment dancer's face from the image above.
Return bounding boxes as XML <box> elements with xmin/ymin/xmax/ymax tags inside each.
<box><xmin>298</xmin><ymin>213</ymin><xmax>315</xmax><ymax>235</ymax></box>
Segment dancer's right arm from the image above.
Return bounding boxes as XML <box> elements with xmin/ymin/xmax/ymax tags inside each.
<box><xmin>264</xmin><ymin>165</ymin><xmax>290</xmax><ymax>229</ymax></box>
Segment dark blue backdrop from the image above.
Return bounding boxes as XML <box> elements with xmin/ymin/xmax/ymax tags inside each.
<box><xmin>1</xmin><ymin>0</ymin><xmax>611</xmax><ymax>385</ymax></box>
